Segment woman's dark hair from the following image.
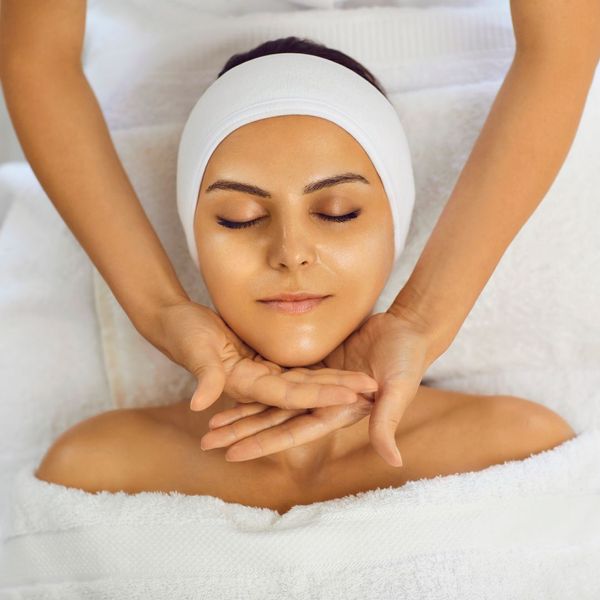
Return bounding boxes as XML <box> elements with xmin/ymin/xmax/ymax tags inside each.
<box><xmin>217</xmin><ymin>36</ymin><xmax>388</xmax><ymax>98</ymax></box>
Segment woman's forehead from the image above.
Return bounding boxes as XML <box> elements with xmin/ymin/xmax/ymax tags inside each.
<box><xmin>203</xmin><ymin>116</ymin><xmax>379</xmax><ymax>187</ymax></box>
<box><xmin>211</xmin><ymin>116</ymin><xmax>369</xmax><ymax>159</ymax></box>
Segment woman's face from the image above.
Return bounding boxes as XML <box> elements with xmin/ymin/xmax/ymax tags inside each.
<box><xmin>194</xmin><ymin>115</ymin><xmax>394</xmax><ymax>367</ymax></box>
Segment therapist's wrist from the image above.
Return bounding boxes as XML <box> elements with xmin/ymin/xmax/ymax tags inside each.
<box><xmin>387</xmin><ymin>282</ymin><xmax>462</xmax><ymax>367</ymax></box>
<box><xmin>133</xmin><ymin>287</ymin><xmax>192</xmax><ymax>350</ymax></box>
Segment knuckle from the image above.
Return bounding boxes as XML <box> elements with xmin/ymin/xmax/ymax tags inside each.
<box><xmin>283</xmin><ymin>381</ymin><xmax>296</xmax><ymax>409</ymax></box>
<box><xmin>370</xmin><ymin>414</ymin><xmax>401</xmax><ymax>428</ymax></box>
<box><xmin>229</xmin><ymin>420</ymin><xmax>244</xmax><ymax>441</ymax></box>
<box><xmin>354</xmin><ymin>398</ymin><xmax>373</xmax><ymax>416</ymax></box>
<box><xmin>252</xmin><ymin>434</ymin><xmax>266</xmax><ymax>457</ymax></box>
<box><xmin>281</xmin><ymin>422</ymin><xmax>297</xmax><ymax>449</ymax></box>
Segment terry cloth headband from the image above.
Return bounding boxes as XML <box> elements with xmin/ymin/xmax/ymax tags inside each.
<box><xmin>176</xmin><ymin>52</ymin><xmax>415</xmax><ymax>269</ymax></box>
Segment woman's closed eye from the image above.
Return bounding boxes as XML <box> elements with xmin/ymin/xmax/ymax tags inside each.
<box><xmin>217</xmin><ymin>209</ymin><xmax>362</xmax><ymax>230</ymax></box>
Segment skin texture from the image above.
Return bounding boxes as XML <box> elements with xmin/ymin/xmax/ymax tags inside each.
<box><xmin>35</xmin><ymin>115</ymin><xmax>577</xmax><ymax>507</ymax></box>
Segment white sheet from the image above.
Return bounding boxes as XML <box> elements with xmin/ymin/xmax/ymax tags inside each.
<box><xmin>0</xmin><ymin>165</ymin><xmax>113</xmax><ymax>534</ymax></box>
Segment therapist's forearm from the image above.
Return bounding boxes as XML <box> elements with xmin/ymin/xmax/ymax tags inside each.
<box><xmin>390</xmin><ymin>50</ymin><xmax>599</xmax><ymax>362</ymax></box>
<box><xmin>0</xmin><ymin>61</ymin><xmax>189</xmax><ymax>338</ymax></box>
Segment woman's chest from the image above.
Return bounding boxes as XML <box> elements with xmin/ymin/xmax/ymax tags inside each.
<box><xmin>147</xmin><ymin>439</ymin><xmax>413</xmax><ymax>515</ymax></box>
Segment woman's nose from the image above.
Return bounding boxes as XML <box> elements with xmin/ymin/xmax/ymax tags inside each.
<box><xmin>267</xmin><ymin>221</ymin><xmax>318</xmax><ymax>271</ymax></box>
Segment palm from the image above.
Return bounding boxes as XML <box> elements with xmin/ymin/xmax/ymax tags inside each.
<box><xmin>324</xmin><ymin>312</ymin><xmax>431</xmax><ymax>463</ymax></box>
<box><xmin>324</xmin><ymin>312</ymin><xmax>426</xmax><ymax>385</ymax></box>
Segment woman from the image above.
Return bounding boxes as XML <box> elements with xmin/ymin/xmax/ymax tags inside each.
<box><xmin>35</xmin><ymin>42</ymin><xmax>576</xmax><ymax>516</ymax></box>
<box><xmin>2</xmin><ymin>2</ymin><xmax>598</xmax><ymax>471</ymax></box>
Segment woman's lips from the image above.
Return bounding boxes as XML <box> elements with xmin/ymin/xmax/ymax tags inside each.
<box><xmin>258</xmin><ymin>295</ymin><xmax>331</xmax><ymax>314</ymax></box>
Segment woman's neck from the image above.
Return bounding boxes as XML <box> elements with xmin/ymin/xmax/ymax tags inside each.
<box><xmin>180</xmin><ymin>381</ymin><xmax>370</xmax><ymax>487</ymax></box>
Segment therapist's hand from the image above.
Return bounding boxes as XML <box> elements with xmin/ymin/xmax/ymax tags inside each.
<box><xmin>156</xmin><ymin>299</ymin><xmax>379</xmax><ymax>413</ymax></box>
<box><xmin>200</xmin><ymin>309</ymin><xmax>437</xmax><ymax>467</ymax></box>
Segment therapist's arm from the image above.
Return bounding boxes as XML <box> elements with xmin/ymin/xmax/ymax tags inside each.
<box><xmin>390</xmin><ymin>0</ymin><xmax>600</xmax><ymax>362</ymax></box>
<box><xmin>0</xmin><ymin>0</ymin><xmax>189</xmax><ymax>333</ymax></box>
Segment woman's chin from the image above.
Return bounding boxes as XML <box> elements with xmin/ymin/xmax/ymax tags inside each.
<box><xmin>252</xmin><ymin>344</ymin><xmax>332</xmax><ymax>369</ymax></box>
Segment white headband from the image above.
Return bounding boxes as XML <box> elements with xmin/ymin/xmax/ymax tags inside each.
<box><xmin>176</xmin><ymin>52</ymin><xmax>415</xmax><ymax>268</ymax></box>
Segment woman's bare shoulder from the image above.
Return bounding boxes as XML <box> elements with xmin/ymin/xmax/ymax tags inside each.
<box><xmin>468</xmin><ymin>394</ymin><xmax>577</xmax><ymax>464</ymax></box>
<box><xmin>35</xmin><ymin>407</ymin><xmax>165</xmax><ymax>493</ymax></box>
<box><xmin>403</xmin><ymin>386</ymin><xmax>576</xmax><ymax>475</ymax></box>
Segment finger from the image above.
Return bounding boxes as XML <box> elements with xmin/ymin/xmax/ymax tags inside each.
<box><xmin>256</xmin><ymin>377</ymin><xmax>360</xmax><ymax>410</ymax></box>
<box><xmin>223</xmin><ymin>400</ymin><xmax>371</xmax><ymax>461</ymax></box>
<box><xmin>208</xmin><ymin>402</ymin><xmax>270</xmax><ymax>429</ymax></box>
<box><xmin>190</xmin><ymin>361</ymin><xmax>227</xmax><ymax>412</ymax></box>
<box><xmin>368</xmin><ymin>379</ymin><xmax>420</xmax><ymax>468</ymax></box>
<box><xmin>226</xmin><ymin>360</ymin><xmax>361</xmax><ymax>409</ymax></box>
<box><xmin>282</xmin><ymin>368</ymin><xmax>379</xmax><ymax>393</ymax></box>
<box><xmin>201</xmin><ymin>406</ymin><xmax>306</xmax><ymax>450</ymax></box>
<box><xmin>224</xmin><ymin>359</ymin><xmax>376</xmax><ymax>409</ymax></box>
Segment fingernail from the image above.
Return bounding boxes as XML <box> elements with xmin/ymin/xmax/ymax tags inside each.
<box><xmin>226</xmin><ymin>453</ymin><xmax>244</xmax><ymax>462</ymax></box>
<box><xmin>393</xmin><ymin>448</ymin><xmax>403</xmax><ymax>467</ymax></box>
<box><xmin>227</xmin><ymin>449</ymin><xmax>255</xmax><ymax>462</ymax></box>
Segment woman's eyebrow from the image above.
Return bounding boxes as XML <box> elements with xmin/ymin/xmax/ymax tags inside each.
<box><xmin>204</xmin><ymin>172</ymin><xmax>370</xmax><ymax>198</ymax></box>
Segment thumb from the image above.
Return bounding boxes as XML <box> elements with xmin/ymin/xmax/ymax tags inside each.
<box><xmin>368</xmin><ymin>378</ymin><xmax>420</xmax><ymax>467</ymax></box>
<box><xmin>189</xmin><ymin>356</ymin><xmax>227</xmax><ymax>412</ymax></box>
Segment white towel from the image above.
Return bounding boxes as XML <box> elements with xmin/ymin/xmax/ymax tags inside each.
<box><xmin>1</xmin><ymin>430</ymin><xmax>599</xmax><ymax>599</ymax></box>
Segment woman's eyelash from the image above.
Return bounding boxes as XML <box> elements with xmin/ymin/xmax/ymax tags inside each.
<box><xmin>217</xmin><ymin>210</ymin><xmax>361</xmax><ymax>230</ymax></box>
<box><xmin>323</xmin><ymin>210</ymin><xmax>361</xmax><ymax>223</ymax></box>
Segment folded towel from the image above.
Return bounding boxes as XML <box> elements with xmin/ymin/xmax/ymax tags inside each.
<box><xmin>86</xmin><ymin>4</ymin><xmax>514</xmax><ymax>130</ymax></box>
<box><xmin>1</xmin><ymin>430</ymin><xmax>599</xmax><ymax>599</ymax></box>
